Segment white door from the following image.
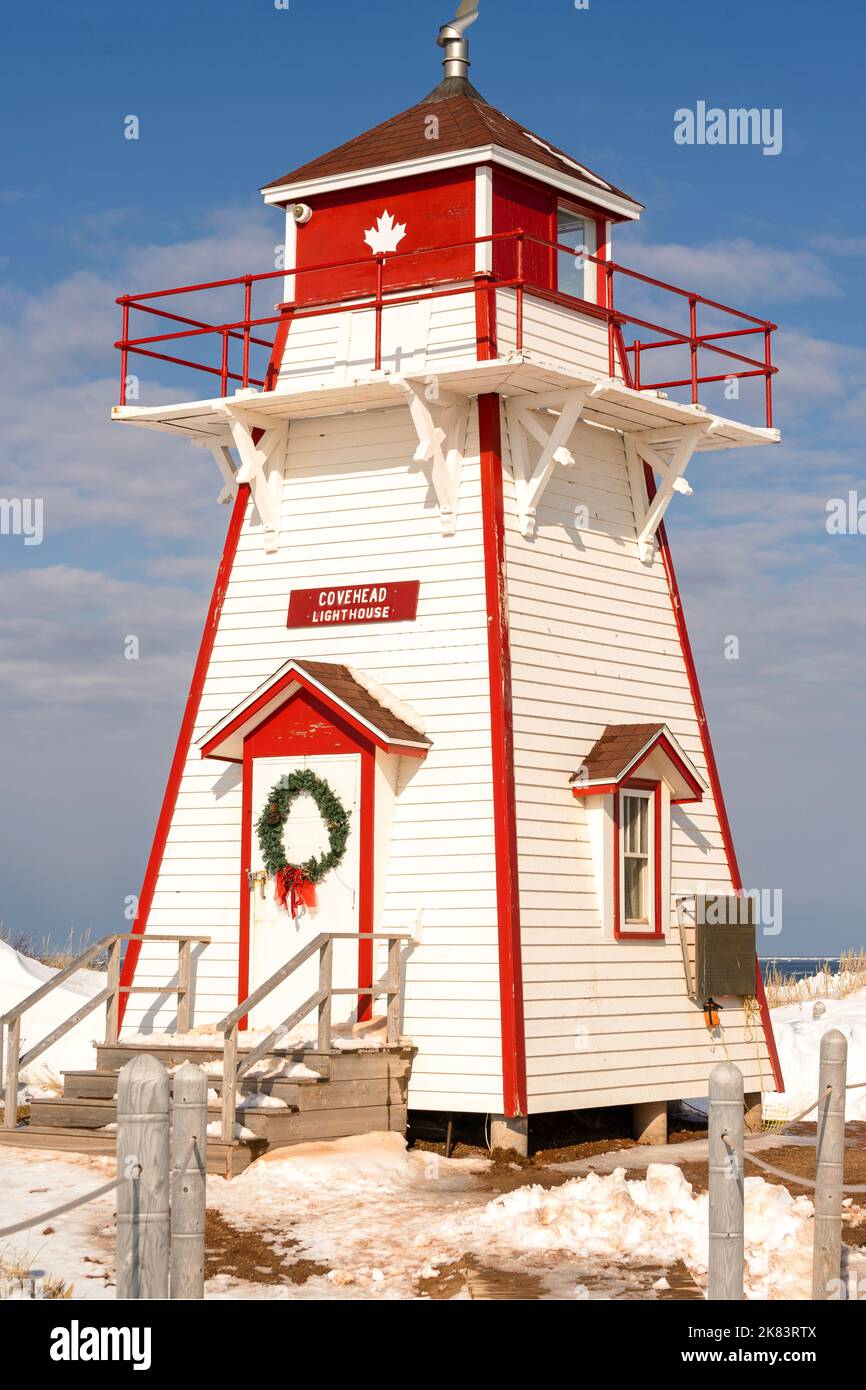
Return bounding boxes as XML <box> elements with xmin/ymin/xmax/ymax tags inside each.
<box><xmin>248</xmin><ymin>754</ymin><xmax>361</xmax><ymax>1035</ymax></box>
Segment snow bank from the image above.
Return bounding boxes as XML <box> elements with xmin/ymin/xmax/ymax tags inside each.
<box><xmin>241</xmin><ymin>1131</ymin><xmax>429</xmax><ymax>1189</ymax></box>
<box><xmin>234</xmin><ymin>1141</ymin><xmax>814</xmax><ymax>1299</ymax></box>
<box><xmin>770</xmin><ymin>987</ymin><xmax>866</xmax><ymax>1120</ymax></box>
<box><xmin>0</xmin><ymin>939</ymin><xmax>107</xmax><ymax>1096</ymax></box>
<box><xmin>475</xmin><ymin>1164</ymin><xmax>813</xmax><ymax>1300</ymax></box>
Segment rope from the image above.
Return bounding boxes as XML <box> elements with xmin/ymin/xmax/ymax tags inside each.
<box><xmin>774</xmin><ymin>1086</ymin><xmax>831</xmax><ymax>1134</ymax></box>
<box><xmin>722</xmin><ymin>1133</ymin><xmax>866</xmax><ymax>1195</ymax></box>
<box><xmin>0</xmin><ymin>1173</ymin><xmax>128</xmax><ymax>1239</ymax></box>
<box><xmin>0</xmin><ymin>1131</ymin><xmax>208</xmax><ymax>1243</ymax></box>
<box><xmin>742</xmin><ymin>994</ymin><xmax>768</xmax><ymax>1095</ymax></box>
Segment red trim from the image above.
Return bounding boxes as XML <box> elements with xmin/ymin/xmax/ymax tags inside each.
<box><xmin>237</xmin><ymin>696</ymin><xmax>376</xmax><ymax>1031</ymax></box>
<box><xmin>613</xmin><ymin>782</ymin><xmax>664</xmax><ymax>940</ymax></box>
<box><xmin>478</xmin><ymin>393</ymin><xmax>527</xmax><ymax>1117</ymax></box>
<box><xmin>200</xmin><ymin>663</ymin><xmax>428</xmax><ymax>760</ymax></box>
<box><xmin>626</xmin><ymin>732</ymin><xmax>704</xmax><ymax>802</ymax></box>
<box><xmin>572</xmin><ymin>781</ymin><xmax>620</xmax><ymax>799</ymax></box>
<box><xmin>237</xmin><ymin>752</ymin><xmax>253</xmax><ymax>1020</ymax></box>
<box><xmin>117</xmin><ymin>483</ymin><xmax>250</xmax><ymax>1028</ymax></box>
<box><xmin>648</xmin><ymin>465</ymin><xmax>784</xmax><ymax>1089</ymax></box>
<box><xmin>264</xmin><ymin>310</ymin><xmax>293</xmax><ymax>392</ymax></box>
<box><xmin>474</xmin><ymin>272</ymin><xmax>497</xmax><ymax>361</ymax></box>
<box><xmin>595</xmin><ymin>218</ymin><xmax>608</xmax><ymax>308</ymax></box>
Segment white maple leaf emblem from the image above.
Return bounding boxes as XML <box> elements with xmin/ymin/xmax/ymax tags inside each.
<box><xmin>363</xmin><ymin>210</ymin><xmax>407</xmax><ymax>255</ymax></box>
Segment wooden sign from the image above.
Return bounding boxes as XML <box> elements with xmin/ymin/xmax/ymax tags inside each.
<box><xmin>287</xmin><ymin>581</ymin><xmax>420</xmax><ymax>629</ymax></box>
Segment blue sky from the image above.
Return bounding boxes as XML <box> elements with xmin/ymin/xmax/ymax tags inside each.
<box><xmin>0</xmin><ymin>0</ymin><xmax>864</xmax><ymax>955</ymax></box>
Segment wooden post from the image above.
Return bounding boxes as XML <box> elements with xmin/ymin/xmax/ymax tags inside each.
<box><xmin>3</xmin><ymin>1017</ymin><xmax>20</xmax><ymax>1130</ymax></box>
<box><xmin>708</xmin><ymin>1060</ymin><xmax>744</xmax><ymax>1301</ymax></box>
<box><xmin>104</xmin><ymin>937</ymin><xmax>121</xmax><ymax>1045</ymax></box>
<box><xmin>176</xmin><ymin>938</ymin><xmax>192</xmax><ymax>1034</ymax></box>
<box><xmin>317</xmin><ymin>937</ymin><xmax>333</xmax><ymax>1052</ymax></box>
<box><xmin>812</xmin><ymin>1028</ymin><xmax>847</xmax><ymax>1300</ymax></box>
<box><xmin>170</xmin><ymin>1062</ymin><xmax>206</xmax><ymax>1301</ymax></box>
<box><xmin>386</xmin><ymin>938</ymin><xmax>401</xmax><ymax>1046</ymax></box>
<box><xmin>116</xmin><ymin>1054</ymin><xmax>170</xmax><ymax>1300</ymax></box>
<box><xmin>221</xmin><ymin>1024</ymin><xmax>238</xmax><ymax>1144</ymax></box>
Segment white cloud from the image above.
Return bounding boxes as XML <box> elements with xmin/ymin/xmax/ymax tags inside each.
<box><xmin>0</xmin><ymin>206</ymin><xmax>277</xmax><ymax>540</ymax></box>
<box><xmin>623</xmin><ymin>236</ymin><xmax>841</xmax><ymax>304</ymax></box>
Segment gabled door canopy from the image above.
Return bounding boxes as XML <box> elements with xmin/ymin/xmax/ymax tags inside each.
<box><xmin>198</xmin><ymin>658</ymin><xmax>431</xmax><ymax>763</ymax></box>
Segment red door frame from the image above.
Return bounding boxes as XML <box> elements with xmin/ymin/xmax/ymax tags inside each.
<box><xmin>237</xmin><ymin>689</ymin><xmax>376</xmax><ymax>1028</ymax></box>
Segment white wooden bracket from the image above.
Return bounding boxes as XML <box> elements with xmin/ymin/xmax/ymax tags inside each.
<box><xmin>200</xmin><ymin>443</ymin><xmax>239</xmax><ymax>507</ymax></box>
<box><xmin>624</xmin><ymin>422</ymin><xmax>711</xmax><ymax>563</ymax></box>
<box><xmin>402</xmin><ymin>383</ymin><xmax>470</xmax><ymax>536</ymax></box>
<box><xmin>505</xmin><ymin>386</ymin><xmax>600</xmax><ymax>538</ymax></box>
<box><xmin>215</xmin><ymin>406</ymin><xmax>289</xmax><ymax>554</ymax></box>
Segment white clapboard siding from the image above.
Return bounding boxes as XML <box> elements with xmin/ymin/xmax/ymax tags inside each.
<box><xmin>124</xmin><ymin>405</ymin><xmax>505</xmax><ymax>1115</ymax></box>
<box><xmin>501</xmin><ymin>411</ymin><xmax>773</xmax><ymax>1109</ymax></box>
<box><xmin>495</xmin><ymin>288</ymin><xmax>613</xmax><ymax>378</ymax></box>
<box><xmin>276</xmin><ymin>289</ymin><xmax>477</xmax><ymax>391</ymax></box>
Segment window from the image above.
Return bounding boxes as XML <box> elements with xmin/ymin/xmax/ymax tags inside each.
<box><xmin>556</xmin><ymin>205</ymin><xmax>597</xmax><ymax>302</ymax></box>
<box><xmin>622</xmin><ymin>792</ymin><xmax>651</xmax><ymax>923</ymax></box>
<box><xmin>617</xmin><ymin>786</ymin><xmax>660</xmax><ymax>937</ymax></box>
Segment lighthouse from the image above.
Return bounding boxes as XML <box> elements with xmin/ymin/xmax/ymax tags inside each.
<box><xmin>109</xmin><ymin>4</ymin><xmax>782</xmax><ymax>1155</ymax></box>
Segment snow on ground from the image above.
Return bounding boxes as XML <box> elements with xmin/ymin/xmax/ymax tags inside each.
<box><xmin>0</xmin><ymin>1133</ymin><xmax>827</xmax><ymax>1301</ymax></box>
<box><xmin>123</xmin><ymin>1016</ymin><xmax>393</xmax><ymax>1053</ymax></box>
<box><xmin>0</xmin><ymin>1148</ymin><xmax>116</xmax><ymax>1298</ymax></box>
<box><xmin>769</xmin><ymin>987</ymin><xmax>866</xmax><ymax>1121</ymax></box>
<box><xmin>0</xmin><ymin>940</ymin><xmax>107</xmax><ymax>1099</ymax></box>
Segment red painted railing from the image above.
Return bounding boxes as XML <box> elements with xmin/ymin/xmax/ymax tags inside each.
<box><xmin>115</xmin><ymin>231</ymin><xmax>778</xmax><ymax>427</ymax></box>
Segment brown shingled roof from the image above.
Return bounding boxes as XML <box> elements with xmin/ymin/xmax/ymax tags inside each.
<box><xmin>199</xmin><ymin>657</ymin><xmax>430</xmax><ymax>763</ymax></box>
<box><xmin>293</xmin><ymin>660</ymin><xmax>430</xmax><ymax>748</ymax></box>
<box><xmin>262</xmin><ymin>85</ymin><xmax>639</xmax><ymax>209</ymax></box>
<box><xmin>575</xmin><ymin>724</ymin><xmax>666</xmax><ymax>782</ymax></box>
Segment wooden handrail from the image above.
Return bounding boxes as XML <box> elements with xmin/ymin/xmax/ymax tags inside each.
<box><xmin>1</xmin><ymin>933</ymin><xmax>210</xmax><ymax>1131</ymax></box>
<box><xmin>0</xmin><ymin>933</ymin><xmax>210</xmax><ymax>1026</ymax></box>
<box><xmin>215</xmin><ymin>932</ymin><xmax>412</xmax><ymax>1033</ymax></box>
<box><xmin>218</xmin><ymin>932</ymin><xmax>411</xmax><ymax>1143</ymax></box>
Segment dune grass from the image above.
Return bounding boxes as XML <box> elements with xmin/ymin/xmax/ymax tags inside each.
<box><xmin>764</xmin><ymin>949</ymin><xmax>866</xmax><ymax>1009</ymax></box>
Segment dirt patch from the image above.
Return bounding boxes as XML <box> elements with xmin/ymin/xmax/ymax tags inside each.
<box><xmin>418</xmin><ymin>1253</ymin><xmax>704</xmax><ymax>1301</ymax></box>
<box><xmin>408</xmin><ymin>1106</ymin><xmax>707</xmax><ymax>1170</ymax></box>
<box><xmin>418</xmin><ymin>1255</ymin><xmax>548</xmax><ymax>1300</ymax></box>
<box><xmin>205</xmin><ymin>1208</ymin><xmax>328</xmax><ymax>1286</ymax></box>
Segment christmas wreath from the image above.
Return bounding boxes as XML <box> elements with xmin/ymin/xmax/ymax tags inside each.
<box><xmin>256</xmin><ymin>769</ymin><xmax>351</xmax><ymax>918</ymax></box>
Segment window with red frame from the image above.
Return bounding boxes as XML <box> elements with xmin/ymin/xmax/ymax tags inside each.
<box><xmin>616</xmin><ymin>784</ymin><xmax>663</xmax><ymax>938</ymax></box>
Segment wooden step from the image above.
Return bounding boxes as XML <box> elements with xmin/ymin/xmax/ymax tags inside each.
<box><xmin>8</xmin><ymin>1041</ymin><xmax>416</xmax><ymax>1175</ymax></box>
<box><xmin>94</xmin><ymin>1041</ymin><xmax>414</xmax><ymax>1081</ymax></box>
<box><xmin>61</xmin><ymin>1069</ymin><xmax>405</xmax><ymax>1111</ymax></box>
<box><xmin>60</xmin><ymin>1068</ymin><xmax>317</xmax><ymax>1105</ymax></box>
<box><xmin>0</xmin><ymin>1126</ymin><xmax>264</xmax><ymax>1177</ymax></box>
<box><xmin>32</xmin><ymin>1089</ymin><xmax>408</xmax><ymax>1145</ymax></box>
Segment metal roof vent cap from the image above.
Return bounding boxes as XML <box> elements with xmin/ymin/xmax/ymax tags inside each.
<box><xmin>437</xmin><ymin>1</ymin><xmax>480</xmax><ymax>80</ymax></box>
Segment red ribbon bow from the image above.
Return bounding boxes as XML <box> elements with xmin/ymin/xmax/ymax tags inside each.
<box><xmin>274</xmin><ymin>866</ymin><xmax>310</xmax><ymax>919</ymax></box>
